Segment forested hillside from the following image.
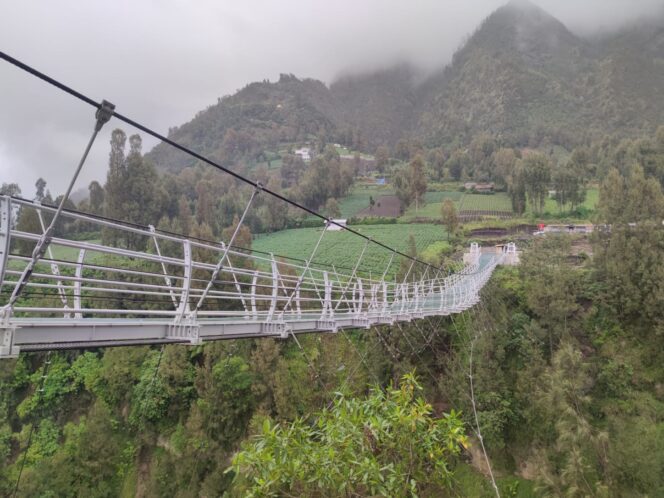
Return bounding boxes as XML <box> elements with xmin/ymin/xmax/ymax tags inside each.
<box><xmin>146</xmin><ymin>0</ymin><xmax>664</xmax><ymax>173</ymax></box>
<box><xmin>147</xmin><ymin>75</ymin><xmax>338</xmax><ymax>172</ymax></box>
<box><xmin>2</xmin><ymin>159</ymin><xmax>663</xmax><ymax>495</ymax></box>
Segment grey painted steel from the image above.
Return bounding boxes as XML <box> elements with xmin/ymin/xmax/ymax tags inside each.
<box><xmin>0</xmin><ymin>196</ymin><xmax>513</xmax><ymax>357</ymax></box>
<box><xmin>0</xmin><ymin>197</ymin><xmax>10</xmax><ymax>291</ymax></box>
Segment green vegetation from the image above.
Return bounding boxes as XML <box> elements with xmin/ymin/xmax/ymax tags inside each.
<box><xmin>401</xmin><ymin>192</ymin><xmax>461</xmax><ymax>220</ymax></box>
<box><xmin>458</xmin><ymin>193</ymin><xmax>512</xmax><ymax>212</ymax></box>
<box><xmin>3</xmin><ymin>2</ymin><xmax>664</xmax><ymax>494</ymax></box>
<box><xmin>3</xmin><ymin>157</ymin><xmax>664</xmax><ymax>496</ymax></box>
<box><xmin>526</xmin><ymin>187</ymin><xmax>599</xmax><ymax>219</ymax></box>
<box><xmin>231</xmin><ymin>374</ymin><xmax>467</xmax><ymax>497</ymax></box>
<box><xmin>401</xmin><ymin>192</ymin><xmax>513</xmax><ymax>221</ymax></box>
<box><xmin>337</xmin><ymin>185</ymin><xmax>395</xmax><ymax>218</ymax></box>
<box><xmin>253</xmin><ymin>223</ymin><xmax>446</xmax><ymax>275</ymax></box>
<box><xmin>420</xmin><ymin>240</ymin><xmax>453</xmax><ymax>265</ymax></box>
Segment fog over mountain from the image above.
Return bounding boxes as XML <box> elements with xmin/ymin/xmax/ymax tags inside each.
<box><xmin>1</xmin><ymin>0</ymin><xmax>662</xmax><ymax>194</ymax></box>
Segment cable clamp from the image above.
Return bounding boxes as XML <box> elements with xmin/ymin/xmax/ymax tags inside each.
<box><xmin>95</xmin><ymin>100</ymin><xmax>115</xmax><ymax>131</ymax></box>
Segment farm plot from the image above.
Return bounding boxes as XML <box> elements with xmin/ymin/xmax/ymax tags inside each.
<box><xmin>401</xmin><ymin>192</ymin><xmax>462</xmax><ymax>221</ymax></box>
<box><xmin>338</xmin><ymin>185</ymin><xmax>395</xmax><ymax>218</ymax></box>
<box><xmin>355</xmin><ymin>195</ymin><xmax>401</xmax><ymax>218</ymax></box>
<box><xmin>424</xmin><ymin>191</ymin><xmax>463</xmax><ymax>204</ymax></box>
<box><xmin>458</xmin><ymin>193</ymin><xmax>512</xmax><ymax>212</ymax></box>
<box><xmin>457</xmin><ymin>193</ymin><xmax>513</xmax><ymax>220</ymax></box>
<box><xmin>252</xmin><ymin>223</ymin><xmax>446</xmax><ymax>276</ymax></box>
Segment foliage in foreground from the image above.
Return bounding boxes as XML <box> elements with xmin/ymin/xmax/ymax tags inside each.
<box><xmin>229</xmin><ymin>373</ymin><xmax>467</xmax><ymax>498</ymax></box>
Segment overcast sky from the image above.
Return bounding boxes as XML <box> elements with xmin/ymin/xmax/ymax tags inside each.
<box><xmin>1</xmin><ymin>0</ymin><xmax>662</xmax><ymax>197</ymax></box>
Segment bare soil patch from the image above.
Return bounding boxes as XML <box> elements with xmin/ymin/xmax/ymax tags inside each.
<box><xmin>355</xmin><ymin>195</ymin><xmax>402</xmax><ymax>218</ymax></box>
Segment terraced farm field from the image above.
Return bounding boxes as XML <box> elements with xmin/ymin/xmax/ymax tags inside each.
<box><xmin>253</xmin><ymin>223</ymin><xmax>446</xmax><ymax>276</ymax></box>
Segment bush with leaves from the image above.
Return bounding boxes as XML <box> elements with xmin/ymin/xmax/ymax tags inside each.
<box><xmin>229</xmin><ymin>373</ymin><xmax>467</xmax><ymax>497</ymax></box>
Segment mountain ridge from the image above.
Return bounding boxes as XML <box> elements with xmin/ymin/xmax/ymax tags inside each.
<box><xmin>146</xmin><ymin>1</ymin><xmax>664</xmax><ymax>171</ymax></box>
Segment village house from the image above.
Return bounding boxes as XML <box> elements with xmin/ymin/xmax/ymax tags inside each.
<box><xmin>294</xmin><ymin>147</ymin><xmax>311</xmax><ymax>162</ymax></box>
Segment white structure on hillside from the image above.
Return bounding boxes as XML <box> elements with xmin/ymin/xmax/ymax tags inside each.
<box><xmin>294</xmin><ymin>147</ymin><xmax>311</xmax><ymax>162</ymax></box>
<box><xmin>327</xmin><ymin>219</ymin><xmax>347</xmax><ymax>231</ymax></box>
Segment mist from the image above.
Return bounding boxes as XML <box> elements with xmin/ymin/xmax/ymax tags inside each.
<box><xmin>1</xmin><ymin>0</ymin><xmax>661</xmax><ymax>196</ymax></box>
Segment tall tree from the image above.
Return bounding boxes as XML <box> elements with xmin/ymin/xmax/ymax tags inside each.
<box><xmin>492</xmin><ymin>148</ymin><xmax>517</xmax><ymax>188</ymax></box>
<box><xmin>392</xmin><ymin>167</ymin><xmax>412</xmax><ymax>211</ymax></box>
<box><xmin>394</xmin><ymin>139</ymin><xmax>411</xmax><ymax>161</ymax></box>
<box><xmin>409</xmin><ymin>155</ymin><xmax>427</xmax><ymax>214</ymax></box>
<box><xmin>553</xmin><ymin>164</ymin><xmax>585</xmax><ymax>212</ymax></box>
<box><xmin>374</xmin><ymin>145</ymin><xmax>390</xmax><ymax>173</ymax></box>
<box><xmin>102</xmin><ymin>129</ymin><xmax>127</xmax><ymax>246</ymax></box>
<box><xmin>522</xmin><ymin>154</ymin><xmax>551</xmax><ymax>214</ymax></box>
<box><xmin>0</xmin><ymin>183</ymin><xmax>21</xmax><ymax>196</ymax></box>
<box><xmin>568</xmin><ymin>146</ymin><xmax>593</xmax><ymax>182</ymax></box>
<box><xmin>324</xmin><ymin>197</ymin><xmax>341</xmax><ymax>219</ymax></box>
<box><xmin>508</xmin><ymin>162</ymin><xmax>527</xmax><ymax>215</ymax></box>
<box><xmin>440</xmin><ymin>199</ymin><xmax>458</xmax><ymax>240</ymax></box>
<box><xmin>88</xmin><ymin>181</ymin><xmax>104</xmax><ymax>215</ymax></box>
<box><xmin>102</xmin><ymin>130</ymin><xmax>160</xmax><ymax>249</ymax></box>
<box><xmin>593</xmin><ymin>165</ymin><xmax>664</xmax><ymax>330</ymax></box>
<box><xmin>427</xmin><ymin>147</ymin><xmax>447</xmax><ymax>181</ymax></box>
<box><xmin>34</xmin><ymin>178</ymin><xmax>47</xmax><ymax>202</ymax></box>
<box><xmin>446</xmin><ymin>150</ymin><xmax>469</xmax><ymax>181</ymax></box>
<box><xmin>124</xmin><ymin>134</ymin><xmax>161</xmax><ymax>248</ymax></box>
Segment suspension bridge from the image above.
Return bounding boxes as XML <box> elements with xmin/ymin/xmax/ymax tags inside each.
<box><xmin>0</xmin><ymin>51</ymin><xmax>519</xmax><ymax>359</ymax></box>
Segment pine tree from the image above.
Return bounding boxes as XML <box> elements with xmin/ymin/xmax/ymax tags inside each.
<box><xmin>34</xmin><ymin>178</ymin><xmax>47</xmax><ymax>201</ymax></box>
<box><xmin>441</xmin><ymin>199</ymin><xmax>458</xmax><ymax>240</ymax></box>
<box><xmin>409</xmin><ymin>155</ymin><xmax>427</xmax><ymax>214</ymax></box>
<box><xmin>522</xmin><ymin>154</ymin><xmax>551</xmax><ymax>213</ymax></box>
<box><xmin>102</xmin><ymin>129</ymin><xmax>127</xmax><ymax>246</ymax></box>
<box><xmin>508</xmin><ymin>162</ymin><xmax>527</xmax><ymax>215</ymax></box>
<box><xmin>88</xmin><ymin>181</ymin><xmax>104</xmax><ymax>215</ymax></box>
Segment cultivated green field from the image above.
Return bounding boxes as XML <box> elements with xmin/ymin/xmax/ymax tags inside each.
<box><xmin>401</xmin><ymin>192</ymin><xmax>513</xmax><ymax>221</ymax></box>
<box><xmin>401</xmin><ymin>192</ymin><xmax>462</xmax><ymax>220</ymax></box>
<box><xmin>253</xmin><ymin>223</ymin><xmax>446</xmax><ymax>276</ymax></box>
<box><xmin>424</xmin><ymin>191</ymin><xmax>463</xmax><ymax>203</ymax></box>
<box><xmin>338</xmin><ymin>185</ymin><xmax>395</xmax><ymax>218</ymax></box>
<box><xmin>458</xmin><ymin>193</ymin><xmax>512</xmax><ymax>212</ymax></box>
